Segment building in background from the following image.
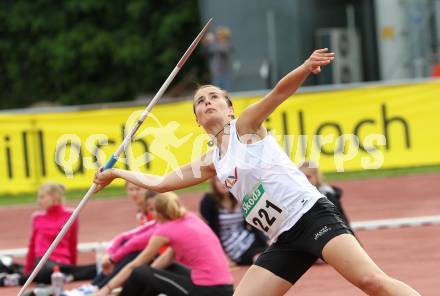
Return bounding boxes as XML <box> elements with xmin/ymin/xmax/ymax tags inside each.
<box><xmin>198</xmin><ymin>0</ymin><xmax>440</xmax><ymax>91</ymax></box>
<box><xmin>375</xmin><ymin>0</ymin><xmax>438</xmax><ymax>80</ymax></box>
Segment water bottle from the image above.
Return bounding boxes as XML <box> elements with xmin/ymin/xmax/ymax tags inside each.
<box><xmin>95</xmin><ymin>241</ymin><xmax>105</xmax><ymax>274</ymax></box>
<box><xmin>51</xmin><ymin>265</ymin><xmax>64</xmax><ymax>296</ymax></box>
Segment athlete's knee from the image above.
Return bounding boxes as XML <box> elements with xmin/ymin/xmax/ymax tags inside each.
<box><xmin>357</xmin><ymin>273</ymin><xmax>390</xmax><ymax>295</ymax></box>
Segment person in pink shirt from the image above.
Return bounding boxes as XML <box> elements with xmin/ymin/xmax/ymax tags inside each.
<box><xmin>95</xmin><ymin>192</ymin><xmax>233</xmax><ymax>296</ymax></box>
<box><xmin>0</xmin><ymin>182</ymin><xmax>95</xmax><ymax>287</ymax></box>
<box><xmin>100</xmin><ymin>184</ymin><xmax>153</xmax><ymax>273</ymax></box>
<box><xmin>89</xmin><ymin>190</ymin><xmax>159</xmax><ymax>291</ymax></box>
<box><xmin>61</xmin><ymin>186</ymin><xmax>165</xmax><ymax>296</ymax></box>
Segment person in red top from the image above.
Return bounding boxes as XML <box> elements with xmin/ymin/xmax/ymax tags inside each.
<box><xmin>25</xmin><ymin>182</ymin><xmax>77</xmax><ymax>274</ymax></box>
<box><xmin>0</xmin><ymin>182</ymin><xmax>95</xmax><ymax>287</ymax></box>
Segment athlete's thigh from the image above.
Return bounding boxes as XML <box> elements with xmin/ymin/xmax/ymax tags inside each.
<box><xmin>234</xmin><ymin>265</ymin><xmax>291</xmax><ymax>296</ymax></box>
<box><xmin>322</xmin><ymin>233</ymin><xmax>385</xmax><ymax>286</ymax></box>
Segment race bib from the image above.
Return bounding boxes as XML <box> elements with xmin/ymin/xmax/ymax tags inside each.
<box><xmin>242</xmin><ymin>182</ymin><xmax>288</xmax><ymax>237</ymax></box>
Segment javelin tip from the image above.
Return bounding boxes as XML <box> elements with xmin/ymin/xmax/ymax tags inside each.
<box><xmin>177</xmin><ymin>18</ymin><xmax>213</xmax><ymax>68</ymax></box>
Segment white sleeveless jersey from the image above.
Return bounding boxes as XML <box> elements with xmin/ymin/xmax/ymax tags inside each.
<box><xmin>212</xmin><ymin>120</ymin><xmax>323</xmax><ymax>242</ymax></box>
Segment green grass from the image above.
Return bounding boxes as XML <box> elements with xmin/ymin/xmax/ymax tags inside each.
<box><xmin>324</xmin><ymin>164</ymin><xmax>440</xmax><ymax>181</ymax></box>
<box><xmin>1</xmin><ymin>165</ymin><xmax>438</xmax><ymax>207</ymax></box>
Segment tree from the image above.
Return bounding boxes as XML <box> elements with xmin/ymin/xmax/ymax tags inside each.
<box><xmin>0</xmin><ymin>0</ymin><xmax>204</xmax><ymax>109</ymax></box>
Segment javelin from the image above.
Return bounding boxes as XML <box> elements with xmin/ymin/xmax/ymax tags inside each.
<box><xmin>17</xmin><ymin>18</ymin><xmax>212</xmax><ymax>296</ymax></box>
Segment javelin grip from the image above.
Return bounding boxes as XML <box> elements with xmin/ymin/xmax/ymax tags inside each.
<box><xmin>103</xmin><ymin>155</ymin><xmax>118</xmax><ymax>170</ymax></box>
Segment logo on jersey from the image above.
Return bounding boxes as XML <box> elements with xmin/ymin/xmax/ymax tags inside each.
<box><xmin>314</xmin><ymin>226</ymin><xmax>332</xmax><ymax>240</ymax></box>
<box><xmin>224</xmin><ymin>167</ymin><xmax>238</xmax><ymax>189</ymax></box>
<box><xmin>242</xmin><ymin>182</ymin><xmax>264</xmax><ymax>217</ymax></box>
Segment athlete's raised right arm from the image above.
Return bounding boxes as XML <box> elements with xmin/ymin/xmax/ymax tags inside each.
<box><xmin>93</xmin><ymin>152</ymin><xmax>216</xmax><ymax>193</ymax></box>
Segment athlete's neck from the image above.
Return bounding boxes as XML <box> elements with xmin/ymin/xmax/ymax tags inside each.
<box><xmin>207</xmin><ymin>120</ymin><xmax>231</xmax><ymax>147</ymax></box>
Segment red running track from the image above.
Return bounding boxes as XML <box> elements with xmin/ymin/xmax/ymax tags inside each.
<box><xmin>1</xmin><ymin>173</ymin><xmax>439</xmax><ymax>295</ymax></box>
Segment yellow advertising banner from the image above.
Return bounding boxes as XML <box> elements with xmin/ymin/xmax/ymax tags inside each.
<box><xmin>0</xmin><ymin>80</ymin><xmax>439</xmax><ymax>194</ymax></box>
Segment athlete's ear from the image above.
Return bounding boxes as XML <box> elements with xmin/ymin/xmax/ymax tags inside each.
<box><xmin>228</xmin><ymin>105</ymin><xmax>235</xmax><ymax>119</ymax></box>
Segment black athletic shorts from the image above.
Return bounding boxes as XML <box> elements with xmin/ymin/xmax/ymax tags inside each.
<box><xmin>254</xmin><ymin>197</ymin><xmax>353</xmax><ymax>284</ymax></box>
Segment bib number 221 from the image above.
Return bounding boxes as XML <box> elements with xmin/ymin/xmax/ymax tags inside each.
<box><xmin>242</xmin><ymin>183</ymin><xmax>288</xmax><ymax>236</ymax></box>
<box><xmin>252</xmin><ymin>200</ymin><xmax>282</xmax><ymax>232</ymax></box>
